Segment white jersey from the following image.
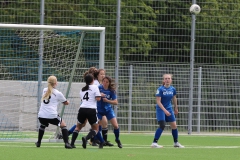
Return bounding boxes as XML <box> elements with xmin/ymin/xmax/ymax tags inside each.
<box><xmin>38</xmin><ymin>88</ymin><xmax>67</xmax><ymax>119</ymax></box>
<box><xmin>93</xmin><ymin>79</ymin><xmax>100</xmax><ymax>86</ymax></box>
<box><xmin>80</xmin><ymin>85</ymin><xmax>101</xmax><ymax>109</ymax></box>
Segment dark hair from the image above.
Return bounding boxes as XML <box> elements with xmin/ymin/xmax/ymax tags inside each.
<box><xmin>82</xmin><ymin>74</ymin><xmax>93</xmax><ymax>91</ymax></box>
<box><xmin>102</xmin><ymin>76</ymin><xmax>116</xmax><ymax>92</ymax></box>
<box><xmin>83</xmin><ymin>67</ymin><xmax>98</xmax><ymax>79</ymax></box>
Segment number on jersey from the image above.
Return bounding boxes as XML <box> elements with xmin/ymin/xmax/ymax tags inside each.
<box><xmin>83</xmin><ymin>92</ymin><xmax>89</xmax><ymax>101</ymax></box>
<box><xmin>43</xmin><ymin>96</ymin><xmax>51</xmax><ymax>104</ymax></box>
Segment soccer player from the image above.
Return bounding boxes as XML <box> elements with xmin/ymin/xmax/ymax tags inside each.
<box><xmin>35</xmin><ymin>75</ymin><xmax>72</xmax><ymax>149</ymax></box>
<box><xmin>91</xmin><ymin>69</ymin><xmax>114</xmax><ymax>147</ymax></box>
<box><xmin>151</xmin><ymin>74</ymin><xmax>184</xmax><ymax>148</ymax></box>
<box><xmin>67</xmin><ymin>67</ymin><xmax>99</xmax><ymax>137</ymax></box>
<box><xmin>97</xmin><ymin>76</ymin><xmax>122</xmax><ymax>148</ymax></box>
<box><xmin>70</xmin><ymin>74</ymin><xmax>105</xmax><ymax>149</ymax></box>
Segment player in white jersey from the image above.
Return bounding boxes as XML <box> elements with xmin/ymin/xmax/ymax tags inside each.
<box><xmin>70</xmin><ymin>74</ymin><xmax>105</xmax><ymax>149</ymax></box>
<box><xmin>67</xmin><ymin>67</ymin><xmax>99</xmax><ymax>137</ymax></box>
<box><xmin>35</xmin><ymin>75</ymin><xmax>72</xmax><ymax>149</ymax></box>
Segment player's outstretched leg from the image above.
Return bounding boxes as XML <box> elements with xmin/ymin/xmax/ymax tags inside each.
<box><xmin>95</xmin><ymin>130</ymin><xmax>105</xmax><ymax>149</ymax></box>
<box><xmin>82</xmin><ymin>130</ymin><xmax>97</xmax><ymax>149</ymax></box>
<box><xmin>102</xmin><ymin>127</ymin><xmax>114</xmax><ymax>146</ymax></box>
<box><xmin>70</xmin><ymin>130</ymin><xmax>79</xmax><ymax>148</ymax></box>
<box><xmin>113</xmin><ymin>128</ymin><xmax>122</xmax><ymax>148</ymax></box>
<box><xmin>61</xmin><ymin>126</ymin><xmax>72</xmax><ymax>149</ymax></box>
<box><xmin>68</xmin><ymin>124</ymin><xmax>76</xmax><ymax>136</ymax></box>
<box><xmin>172</xmin><ymin>129</ymin><xmax>184</xmax><ymax>148</ymax></box>
<box><xmin>35</xmin><ymin>125</ymin><xmax>46</xmax><ymax>148</ymax></box>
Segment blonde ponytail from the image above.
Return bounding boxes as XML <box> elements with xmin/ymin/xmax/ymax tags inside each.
<box><xmin>42</xmin><ymin>76</ymin><xmax>57</xmax><ymax>101</ymax></box>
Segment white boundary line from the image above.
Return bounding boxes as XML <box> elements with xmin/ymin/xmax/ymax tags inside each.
<box><xmin>0</xmin><ymin>142</ymin><xmax>240</xmax><ymax>149</ymax></box>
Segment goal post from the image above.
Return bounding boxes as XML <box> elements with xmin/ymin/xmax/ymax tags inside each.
<box><xmin>0</xmin><ymin>23</ymin><xmax>105</xmax><ymax>141</ymax></box>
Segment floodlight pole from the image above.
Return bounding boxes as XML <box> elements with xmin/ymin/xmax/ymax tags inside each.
<box><xmin>114</xmin><ymin>0</ymin><xmax>121</xmax><ymax>117</ymax></box>
<box><xmin>188</xmin><ymin>0</ymin><xmax>197</xmax><ymax>134</ymax></box>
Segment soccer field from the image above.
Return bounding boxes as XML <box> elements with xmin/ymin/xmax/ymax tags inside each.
<box><xmin>0</xmin><ymin>133</ymin><xmax>239</xmax><ymax>160</ymax></box>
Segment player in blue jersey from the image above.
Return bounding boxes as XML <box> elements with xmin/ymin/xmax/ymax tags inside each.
<box><xmin>93</xmin><ymin>69</ymin><xmax>114</xmax><ymax>147</ymax></box>
<box><xmin>97</xmin><ymin>76</ymin><xmax>122</xmax><ymax>148</ymax></box>
<box><xmin>151</xmin><ymin>74</ymin><xmax>184</xmax><ymax>148</ymax></box>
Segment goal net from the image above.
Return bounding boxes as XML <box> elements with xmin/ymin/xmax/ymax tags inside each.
<box><xmin>0</xmin><ymin>24</ymin><xmax>105</xmax><ymax>141</ymax></box>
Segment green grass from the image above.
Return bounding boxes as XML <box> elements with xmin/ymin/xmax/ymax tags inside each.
<box><xmin>0</xmin><ymin>133</ymin><xmax>239</xmax><ymax>160</ymax></box>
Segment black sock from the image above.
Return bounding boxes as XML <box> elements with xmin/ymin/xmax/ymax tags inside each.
<box><xmin>86</xmin><ymin>130</ymin><xmax>96</xmax><ymax>140</ymax></box>
<box><xmin>61</xmin><ymin>127</ymin><xmax>69</xmax><ymax>143</ymax></box>
<box><xmin>71</xmin><ymin>130</ymin><xmax>79</xmax><ymax>145</ymax></box>
<box><xmin>90</xmin><ymin>137</ymin><xmax>95</xmax><ymax>142</ymax></box>
<box><xmin>153</xmin><ymin>139</ymin><xmax>158</xmax><ymax>143</ymax></box>
<box><xmin>102</xmin><ymin>128</ymin><xmax>108</xmax><ymax>141</ymax></box>
<box><xmin>37</xmin><ymin>125</ymin><xmax>45</xmax><ymax>143</ymax></box>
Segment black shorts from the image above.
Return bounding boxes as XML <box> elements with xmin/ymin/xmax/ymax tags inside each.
<box><xmin>78</xmin><ymin>108</ymin><xmax>98</xmax><ymax>125</ymax></box>
<box><xmin>38</xmin><ymin>115</ymin><xmax>62</xmax><ymax>127</ymax></box>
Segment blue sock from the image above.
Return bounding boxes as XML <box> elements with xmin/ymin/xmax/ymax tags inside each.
<box><xmin>114</xmin><ymin>128</ymin><xmax>120</xmax><ymax>141</ymax></box>
<box><xmin>68</xmin><ymin>125</ymin><xmax>76</xmax><ymax>135</ymax></box>
<box><xmin>94</xmin><ymin>125</ymin><xmax>102</xmax><ymax>140</ymax></box>
<box><xmin>95</xmin><ymin>131</ymin><xmax>104</xmax><ymax>143</ymax></box>
<box><xmin>153</xmin><ymin>128</ymin><xmax>163</xmax><ymax>143</ymax></box>
<box><xmin>172</xmin><ymin>129</ymin><xmax>178</xmax><ymax>143</ymax></box>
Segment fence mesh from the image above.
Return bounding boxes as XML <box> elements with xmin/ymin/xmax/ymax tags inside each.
<box><xmin>0</xmin><ymin>0</ymin><xmax>240</xmax><ymax>134</ymax></box>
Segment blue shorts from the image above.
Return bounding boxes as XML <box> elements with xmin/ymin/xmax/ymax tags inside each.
<box><xmin>156</xmin><ymin>107</ymin><xmax>176</xmax><ymax>122</ymax></box>
<box><xmin>97</xmin><ymin>108</ymin><xmax>115</xmax><ymax>121</ymax></box>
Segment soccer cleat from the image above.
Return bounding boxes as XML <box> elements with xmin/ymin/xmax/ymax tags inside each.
<box><xmin>151</xmin><ymin>143</ymin><xmax>163</xmax><ymax>148</ymax></box>
<box><xmin>82</xmin><ymin>137</ymin><xmax>87</xmax><ymax>149</ymax></box>
<box><xmin>104</xmin><ymin>141</ymin><xmax>114</xmax><ymax>146</ymax></box>
<box><xmin>95</xmin><ymin>140</ymin><xmax>100</xmax><ymax>144</ymax></box>
<box><xmin>65</xmin><ymin>143</ymin><xmax>72</xmax><ymax>149</ymax></box>
<box><xmin>174</xmin><ymin>142</ymin><xmax>185</xmax><ymax>148</ymax></box>
<box><xmin>91</xmin><ymin>141</ymin><xmax>99</xmax><ymax>146</ymax></box>
<box><xmin>71</xmin><ymin>144</ymin><xmax>76</xmax><ymax>148</ymax></box>
<box><xmin>55</xmin><ymin>132</ymin><xmax>63</xmax><ymax>139</ymax></box>
<box><xmin>35</xmin><ymin>142</ymin><xmax>41</xmax><ymax>147</ymax></box>
<box><xmin>99</xmin><ymin>142</ymin><xmax>104</xmax><ymax>149</ymax></box>
<box><xmin>115</xmin><ymin>140</ymin><xmax>122</xmax><ymax>148</ymax></box>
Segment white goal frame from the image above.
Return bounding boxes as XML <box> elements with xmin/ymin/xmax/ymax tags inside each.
<box><xmin>0</xmin><ymin>23</ymin><xmax>106</xmax><ymax>141</ymax></box>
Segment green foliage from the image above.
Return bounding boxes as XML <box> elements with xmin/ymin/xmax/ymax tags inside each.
<box><xmin>1</xmin><ymin>0</ymin><xmax>240</xmax><ymax>64</ymax></box>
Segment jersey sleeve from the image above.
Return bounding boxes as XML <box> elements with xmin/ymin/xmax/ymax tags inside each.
<box><xmin>94</xmin><ymin>86</ymin><xmax>101</xmax><ymax>97</ymax></box>
<box><xmin>58</xmin><ymin>91</ymin><xmax>67</xmax><ymax>102</ymax></box>
<box><xmin>110</xmin><ymin>91</ymin><xmax>117</xmax><ymax>100</ymax></box>
<box><xmin>93</xmin><ymin>80</ymin><xmax>100</xmax><ymax>86</ymax></box>
<box><xmin>173</xmin><ymin>87</ymin><xmax>177</xmax><ymax>96</ymax></box>
<box><xmin>155</xmin><ymin>87</ymin><xmax>162</xmax><ymax>97</ymax></box>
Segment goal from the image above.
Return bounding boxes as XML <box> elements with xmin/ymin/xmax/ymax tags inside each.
<box><xmin>0</xmin><ymin>23</ymin><xmax>105</xmax><ymax>141</ymax></box>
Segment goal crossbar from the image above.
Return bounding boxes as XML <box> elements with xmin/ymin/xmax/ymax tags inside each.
<box><xmin>0</xmin><ymin>23</ymin><xmax>105</xmax><ymax>32</ymax></box>
<box><xmin>0</xmin><ymin>23</ymin><xmax>105</xmax><ymax>69</ymax></box>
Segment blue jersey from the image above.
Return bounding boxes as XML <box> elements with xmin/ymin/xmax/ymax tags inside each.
<box><xmin>155</xmin><ymin>85</ymin><xmax>176</xmax><ymax>110</ymax></box>
<box><xmin>97</xmin><ymin>85</ymin><xmax>117</xmax><ymax>112</ymax></box>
